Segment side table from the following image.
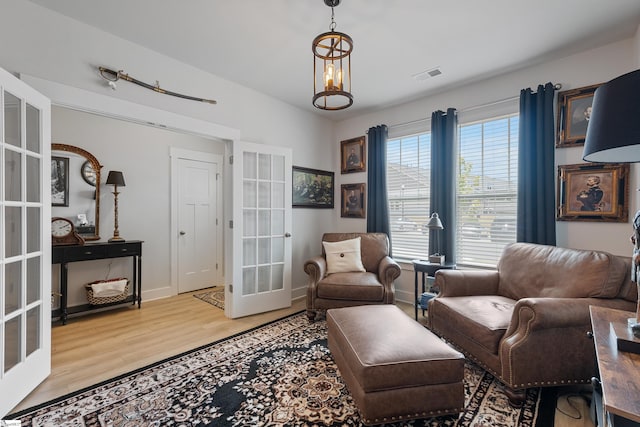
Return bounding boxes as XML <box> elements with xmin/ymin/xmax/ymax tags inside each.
<box><xmin>589</xmin><ymin>306</ymin><xmax>640</xmax><ymax>426</ymax></box>
<box><xmin>412</xmin><ymin>260</ymin><xmax>456</xmax><ymax>320</ymax></box>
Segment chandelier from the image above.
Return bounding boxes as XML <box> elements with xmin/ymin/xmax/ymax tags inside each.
<box><xmin>312</xmin><ymin>0</ymin><xmax>353</xmax><ymax>110</ymax></box>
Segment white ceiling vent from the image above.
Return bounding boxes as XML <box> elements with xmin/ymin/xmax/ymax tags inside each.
<box><xmin>413</xmin><ymin>67</ymin><xmax>443</xmax><ymax>81</ymax></box>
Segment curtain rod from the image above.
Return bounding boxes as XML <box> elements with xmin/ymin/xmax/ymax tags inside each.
<box><xmin>387</xmin><ymin>83</ymin><xmax>562</xmax><ymax>130</ymax></box>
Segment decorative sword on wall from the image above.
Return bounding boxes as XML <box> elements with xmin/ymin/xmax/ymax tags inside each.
<box><xmin>98</xmin><ymin>66</ymin><xmax>217</xmax><ymax>105</ymax></box>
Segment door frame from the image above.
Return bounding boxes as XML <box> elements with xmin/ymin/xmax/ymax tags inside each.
<box><xmin>21</xmin><ymin>74</ymin><xmax>240</xmax><ymax>303</ymax></box>
<box><xmin>170</xmin><ymin>148</ymin><xmax>224</xmax><ymax>295</ymax></box>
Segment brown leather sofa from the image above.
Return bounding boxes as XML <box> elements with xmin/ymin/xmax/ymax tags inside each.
<box><xmin>304</xmin><ymin>232</ymin><xmax>401</xmax><ymax>321</ymax></box>
<box><xmin>428</xmin><ymin>242</ymin><xmax>637</xmax><ymax>404</ymax></box>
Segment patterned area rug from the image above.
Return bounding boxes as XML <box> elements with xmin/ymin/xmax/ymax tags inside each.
<box><xmin>10</xmin><ymin>312</ymin><xmax>550</xmax><ymax>426</ymax></box>
<box><xmin>193</xmin><ymin>286</ymin><xmax>224</xmax><ymax>310</ymax></box>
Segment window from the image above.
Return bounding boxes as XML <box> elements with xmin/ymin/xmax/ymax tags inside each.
<box><xmin>457</xmin><ymin>114</ymin><xmax>519</xmax><ymax>267</ymax></box>
<box><xmin>386</xmin><ymin>111</ymin><xmax>519</xmax><ymax>267</ymax></box>
<box><xmin>386</xmin><ymin>133</ymin><xmax>431</xmax><ymax>261</ymax></box>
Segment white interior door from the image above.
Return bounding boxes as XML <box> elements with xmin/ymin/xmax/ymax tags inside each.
<box><xmin>0</xmin><ymin>67</ymin><xmax>51</xmax><ymax>417</ymax></box>
<box><xmin>227</xmin><ymin>141</ymin><xmax>292</xmax><ymax>318</ymax></box>
<box><xmin>177</xmin><ymin>156</ymin><xmax>222</xmax><ymax>293</ymax></box>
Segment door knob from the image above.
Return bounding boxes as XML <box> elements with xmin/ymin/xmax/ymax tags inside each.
<box><xmin>179</xmin><ymin>231</ymin><xmax>186</xmax><ymax>236</ymax></box>
<box><xmin>285</xmin><ymin>232</ymin><xmax>291</xmax><ymax>237</ymax></box>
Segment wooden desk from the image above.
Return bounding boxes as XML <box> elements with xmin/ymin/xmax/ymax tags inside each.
<box><xmin>590</xmin><ymin>306</ymin><xmax>640</xmax><ymax>426</ymax></box>
<box><xmin>52</xmin><ymin>240</ymin><xmax>143</xmax><ymax>324</ymax></box>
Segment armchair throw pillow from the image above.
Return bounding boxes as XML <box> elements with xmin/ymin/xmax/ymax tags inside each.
<box><xmin>323</xmin><ymin>237</ymin><xmax>366</xmax><ymax>274</ymax></box>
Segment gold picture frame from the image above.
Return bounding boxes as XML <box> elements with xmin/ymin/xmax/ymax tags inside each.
<box><xmin>340</xmin><ymin>136</ymin><xmax>366</xmax><ymax>174</ymax></box>
<box><xmin>556</xmin><ymin>163</ymin><xmax>629</xmax><ymax>222</ymax></box>
<box><xmin>341</xmin><ymin>183</ymin><xmax>366</xmax><ymax>218</ymax></box>
<box><xmin>556</xmin><ymin>83</ymin><xmax>603</xmax><ymax>148</ymax></box>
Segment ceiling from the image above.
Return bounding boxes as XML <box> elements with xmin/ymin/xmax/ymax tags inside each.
<box><xmin>28</xmin><ymin>0</ymin><xmax>640</xmax><ymax>121</ymax></box>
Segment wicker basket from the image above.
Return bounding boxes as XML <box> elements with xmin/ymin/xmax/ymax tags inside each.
<box><xmin>85</xmin><ymin>278</ymin><xmax>130</xmax><ymax>305</ymax></box>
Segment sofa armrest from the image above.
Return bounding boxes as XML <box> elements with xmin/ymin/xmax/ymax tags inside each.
<box><xmin>377</xmin><ymin>256</ymin><xmax>401</xmax><ymax>285</ymax></box>
<box><xmin>378</xmin><ymin>256</ymin><xmax>401</xmax><ymax>303</ymax></box>
<box><xmin>304</xmin><ymin>256</ymin><xmax>327</xmax><ymax>284</ymax></box>
<box><xmin>499</xmin><ymin>297</ymin><xmax>636</xmax><ymax>388</ymax></box>
<box><xmin>435</xmin><ymin>270</ymin><xmax>500</xmax><ymax>297</ymax></box>
<box><xmin>505</xmin><ymin>297</ymin><xmax>636</xmax><ymax>336</ymax></box>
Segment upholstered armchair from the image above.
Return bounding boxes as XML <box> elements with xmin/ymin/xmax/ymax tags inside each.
<box><xmin>428</xmin><ymin>242</ymin><xmax>637</xmax><ymax>405</ymax></box>
<box><xmin>304</xmin><ymin>232</ymin><xmax>401</xmax><ymax>321</ymax></box>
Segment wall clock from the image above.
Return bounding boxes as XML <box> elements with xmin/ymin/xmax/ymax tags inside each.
<box><xmin>81</xmin><ymin>160</ymin><xmax>97</xmax><ymax>187</ymax></box>
<box><xmin>51</xmin><ymin>217</ymin><xmax>85</xmax><ymax>246</ymax></box>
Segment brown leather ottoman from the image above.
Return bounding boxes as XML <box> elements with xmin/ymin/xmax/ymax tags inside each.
<box><xmin>327</xmin><ymin>305</ymin><xmax>464</xmax><ymax>425</ymax></box>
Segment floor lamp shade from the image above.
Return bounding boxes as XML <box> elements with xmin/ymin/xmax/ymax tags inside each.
<box><xmin>583</xmin><ymin>69</ymin><xmax>640</xmax><ymax>163</ymax></box>
<box><xmin>582</xmin><ymin>69</ymin><xmax>640</xmax><ymax>350</ymax></box>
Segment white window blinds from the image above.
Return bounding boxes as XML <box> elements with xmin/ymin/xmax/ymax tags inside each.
<box><xmin>457</xmin><ymin>114</ymin><xmax>519</xmax><ymax>267</ymax></box>
<box><xmin>386</xmin><ymin>133</ymin><xmax>431</xmax><ymax>261</ymax></box>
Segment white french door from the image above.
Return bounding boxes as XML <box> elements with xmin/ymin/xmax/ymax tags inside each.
<box><xmin>227</xmin><ymin>141</ymin><xmax>292</xmax><ymax>318</ymax></box>
<box><xmin>0</xmin><ymin>67</ymin><xmax>51</xmax><ymax>417</ymax></box>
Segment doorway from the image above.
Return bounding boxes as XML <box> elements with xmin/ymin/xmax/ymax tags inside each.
<box><xmin>171</xmin><ymin>148</ymin><xmax>223</xmax><ymax>294</ymax></box>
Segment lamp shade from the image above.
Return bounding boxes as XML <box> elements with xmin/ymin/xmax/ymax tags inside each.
<box><xmin>583</xmin><ymin>69</ymin><xmax>640</xmax><ymax>163</ymax></box>
<box><xmin>106</xmin><ymin>171</ymin><xmax>126</xmax><ymax>187</ymax></box>
<box><xmin>426</xmin><ymin>213</ymin><xmax>444</xmax><ymax>230</ymax></box>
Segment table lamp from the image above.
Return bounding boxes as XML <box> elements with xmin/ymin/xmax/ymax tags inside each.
<box><xmin>426</xmin><ymin>212</ymin><xmax>445</xmax><ymax>264</ymax></box>
<box><xmin>582</xmin><ymin>69</ymin><xmax>640</xmax><ymax>352</ymax></box>
<box><xmin>106</xmin><ymin>171</ymin><xmax>126</xmax><ymax>243</ymax></box>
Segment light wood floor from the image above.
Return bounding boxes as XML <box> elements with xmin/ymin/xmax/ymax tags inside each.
<box><xmin>11</xmin><ymin>294</ymin><xmax>594</xmax><ymax>426</ymax></box>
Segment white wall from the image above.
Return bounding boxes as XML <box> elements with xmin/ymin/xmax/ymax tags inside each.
<box><xmin>335</xmin><ymin>37</ymin><xmax>640</xmax><ymax>303</ymax></box>
<box><xmin>1</xmin><ymin>1</ymin><xmax>338</xmax><ymax>304</ymax></box>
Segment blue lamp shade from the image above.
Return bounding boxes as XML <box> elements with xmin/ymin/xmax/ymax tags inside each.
<box><xmin>583</xmin><ymin>69</ymin><xmax>640</xmax><ymax>163</ymax></box>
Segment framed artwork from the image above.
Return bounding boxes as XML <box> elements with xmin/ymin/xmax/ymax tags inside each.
<box><xmin>341</xmin><ymin>183</ymin><xmax>366</xmax><ymax>218</ymax></box>
<box><xmin>556</xmin><ymin>83</ymin><xmax>602</xmax><ymax>148</ymax></box>
<box><xmin>292</xmin><ymin>166</ymin><xmax>334</xmax><ymax>208</ymax></box>
<box><xmin>340</xmin><ymin>136</ymin><xmax>366</xmax><ymax>174</ymax></box>
<box><xmin>556</xmin><ymin>162</ymin><xmax>629</xmax><ymax>222</ymax></box>
<box><xmin>51</xmin><ymin>156</ymin><xmax>70</xmax><ymax>207</ymax></box>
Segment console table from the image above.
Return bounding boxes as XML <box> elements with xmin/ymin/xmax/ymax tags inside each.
<box><xmin>52</xmin><ymin>240</ymin><xmax>143</xmax><ymax>324</ymax></box>
<box><xmin>590</xmin><ymin>306</ymin><xmax>640</xmax><ymax>426</ymax></box>
<box><xmin>412</xmin><ymin>260</ymin><xmax>456</xmax><ymax>320</ymax></box>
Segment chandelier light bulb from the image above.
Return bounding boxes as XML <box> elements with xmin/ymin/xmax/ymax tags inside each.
<box><xmin>324</xmin><ymin>63</ymin><xmax>335</xmax><ymax>90</ymax></box>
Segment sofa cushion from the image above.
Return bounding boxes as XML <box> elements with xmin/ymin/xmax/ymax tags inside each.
<box><xmin>317</xmin><ymin>272</ymin><xmax>384</xmax><ymax>301</ymax></box>
<box><xmin>323</xmin><ymin>237</ymin><xmax>366</xmax><ymax>274</ymax></box>
<box><xmin>432</xmin><ymin>295</ymin><xmax>515</xmax><ymax>354</ymax></box>
<box><xmin>497</xmin><ymin>242</ymin><xmax>627</xmax><ymax>300</ymax></box>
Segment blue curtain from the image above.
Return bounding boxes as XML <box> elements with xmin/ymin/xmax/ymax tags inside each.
<box><xmin>366</xmin><ymin>125</ymin><xmax>391</xmax><ymax>239</ymax></box>
<box><xmin>430</xmin><ymin>109</ymin><xmax>458</xmax><ymax>263</ymax></box>
<box><xmin>517</xmin><ymin>83</ymin><xmax>556</xmax><ymax>245</ymax></box>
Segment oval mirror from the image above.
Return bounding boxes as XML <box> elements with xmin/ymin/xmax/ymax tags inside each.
<box><xmin>51</xmin><ymin>143</ymin><xmax>102</xmax><ymax>241</ymax></box>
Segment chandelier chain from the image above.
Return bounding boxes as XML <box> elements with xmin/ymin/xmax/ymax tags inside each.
<box><xmin>330</xmin><ymin>6</ymin><xmax>336</xmax><ymax>31</ymax></box>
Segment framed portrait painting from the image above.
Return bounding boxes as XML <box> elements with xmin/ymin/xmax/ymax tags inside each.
<box><xmin>292</xmin><ymin>166</ymin><xmax>334</xmax><ymax>208</ymax></box>
<box><xmin>556</xmin><ymin>163</ymin><xmax>629</xmax><ymax>222</ymax></box>
<box><xmin>51</xmin><ymin>156</ymin><xmax>70</xmax><ymax>207</ymax></box>
<box><xmin>556</xmin><ymin>83</ymin><xmax>602</xmax><ymax>148</ymax></box>
<box><xmin>340</xmin><ymin>136</ymin><xmax>366</xmax><ymax>174</ymax></box>
<box><xmin>341</xmin><ymin>183</ymin><xmax>366</xmax><ymax>218</ymax></box>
